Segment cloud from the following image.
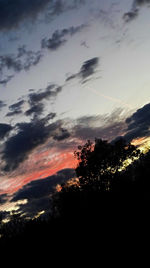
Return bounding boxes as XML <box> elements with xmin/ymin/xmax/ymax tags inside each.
<box><xmin>10</xmin><ymin>168</ymin><xmax>76</xmax><ymax>218</ymax></box>
<box><xmin>79</xmin><ymin>57</ymin><xmax>99</xmax><ymax>80</ymax></box>
<box><xmin>25</xmin><ymin>85</ymin><xmax>62</xmax><ymax>119</ymax></box>
<box><xmin>1</xmin><ymin>120</ymin><xmax>52</xmax><ymax>171</ymax></box>
<box><xmin>0</xmin><ymin>0</ymin><xmax>51</xmax><ymax>31</ymax></box>
<box><xmin>1</xmin><ymin>117</ymin><xmax>66</xmax><ymax>172</ymax></box>
<box><xmin>25</xmin><ymin>103</ymin><xmax>44</xmax><ymax>117</ymax></box>
<box><xmin>28</xmin><ymin>84</ymin><xmax>62</xmax><ymax>105</ymax></box>
<box><xmin>0</xmin><ymin>47</ymin><xmax>43</xmax><ymax>84</ymax></box>
<box><xmin>46</xmin><ymin>0</ymin><xmax>85</xmax><ymax>19</ymax></box>
<box><xmin>0</xmin><ymin>123</ymin><xmax>12</xmax><ymax>140</ymax></box>
<box><xmin>65</xmin><ymin>74</ymin><xmax>78</xmax><ymax>82</ymax></box>
<box><xmin>5</xmin><ymin>99</ymin><xmax>25</xmax><ymax>117</ymax></box>
<box><xmin>41</xmin><ymin>32</ymin><xmax>67</xmax><ymax>51</ymax></box>
<box><xmin>53</xmin><ymin>128</ymin><xmax>70</xmax><ymax>141</ymax></box>
<box><xmin>123</xmin><ymin>0</ymin><xmax>150</xmax><ymax>22</ymax></box>
<box><xmin>72</xmin><ymin>109</ymin><xmax>126</xmax><ymax>142</ymax></box>
<box><xmin>0</xmin><ymin>75</ymin><xmax>14</xmax><ymax>85</ymax></box>
<box><xmin>1</xmin><ymin>48</ymin><xmax>42</xmax><ymax>72</ymax></box>
<box><xmin>6</xmin><ymin>110</ymin><xmax>22</xmax><ymax>117</ymax></box>
<box><xmin>48</xmin><ymin>0</ymin><xmax>67</xmax><ymax>16</ymax></box>
<box><xmin>9</xmin><ymin>100</ymin><xmax>25</xmax><ymax>111</ymax></box>
<box><xmin>123</xmin><ymin>10</ymin><xmax>139</xmax><ymax>22</ymax></box>
<box><xmin>1</xmin><ymin>108</ymin><xmax>125</xmax><ymax>175</ymax></box>
<box><xmin>124</xmin><ymin>103</ymin><xmax>150</xmax><ymax>142</ymax></box>
<box><xmin>135</xmin><ymin>0</ymin><xmax>150</xmax><ymax>6</ymax></box>
<box><xmin>71</xmin><ymin>103</ymin><xmax>150</xmax><ymax>147</ymax></box>
<box><xmin>41</xmin><ymin>24</ymin><xmax>86</xmax><ymax>50</ymax></box>
<box><xmin>0</xmin><ymin>0</ymin><xmax>86</xmax><ymax>31</ymax></box>
<box><xmin>0</xmin><ymin>194</ymin><xmax>8</xmax><ymax>205</ymax></box>
<box><xmin>66</xmin><ymin>57</ymin><xmax>99</xmax><ymax>83</ymax></box>
<box><xmin>0</xmin><ymin>100</ymin><xmax>6</xmax><ymax>110</ymax></box>
<box><xmin>0</xmin><ymin>55</ymin><xmax>22</xmax><ymax>72</ymax></box>
<box><xmin>46</xmin><ymin>112</ymin><xmax>57</xmax><ymax>120</ymax></box>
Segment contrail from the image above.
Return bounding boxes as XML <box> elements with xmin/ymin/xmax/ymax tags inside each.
<box><xmin>88</xmin><ymin>87</ymin><xmax>131</xmax><ymax>109</ymax></box>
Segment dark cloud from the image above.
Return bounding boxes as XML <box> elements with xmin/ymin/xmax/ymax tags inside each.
<box><xmin>123</xmin><ymin>0</ymin><xmax>150</xmax><ymax>22</ymax></box>
<box><xmin>0</xmin><ymin>48</ymin><xmax>42</xmax><ymax>72</ymax></box>
<box><xmin>25</xmin><ymin>103</ymin><xmax>44</xmax><ymax>117</ymax></box>
<box><xmin>9</xmin><ymin>100</ymin><xmax>25</xmax><ymax>111</ymax></box>
<box><xmin>123</xmin><ymin>9</ymin><xmax>139</xmax><ymax>22</ymax></box>
<box><xmin>0</xmin><ymin>55</ymin><xmax>22</xmax><ymax>72</ymax></box>
<box><xmin>0</xmin><ymin>123</ymin><xmax>12</xmax><ymax>140</ymax></box>
<box><xmin>6</xmin><ymin>110</ymin><xmax>22</xmax><ymax>117</ymax></box>
<box><xmin>11</xmin><ymin>168</ymin><xmax>76</xmax><ymax>218</ymax></box>
<box><xmin>124</xmin><ymin>103</ymin><xmax>150</xmax><ymax>142</ymax></box>
<box><xmin>0</xmin><ymin>0</ymin><xmax>51</xmax><ymax>31</ymax></box>
<box><xmin>28</xmin><ymin>85</ymin><xmax>62</xmax><ymax>105</ymax></box>
<box><xmin>66</xmin><ymin>57</ymin><xmax>99</xmax><ymax>83</ymax></box>
<box><xmin>48</xmin><ymin>0</ymin><xmax>66</xmax><ymax>16</ymax></box>
<box><xmin>1</xmin><ymin>117</ymin><xmax>65</xmax><ymax>172</ymax></box>
<box><xmin>65</xmin><ymin>74</ymin><xmax>78</xmax><ymax>82</ymax></box>
<box><xmin>135</xmin><ymin>0</ymin><xmax>150</xmax><ymax>5</ymax></box>
<box><xmin>0</xmin><ymin>75</ymin><xmax>14</xmax><ymax>85</ymax></box>
<box><xmin>0</xmin><ymin>100</ymin><xmax>6</xmax><ymax>110</ymax></box>
<box><xmin>0</xmin><ymin>48</ymin><xmax>43</xmax><ymax>84</ymax></box>
<box><xmin>1</xmin><ymin>120</ymin><xmax>51</xmax><ymax>171</ymax></box>
<box><xmin>46</xmin><ymin>112</ymin><xmax>57</xmax><ymax>121</ymax></box>
<box><xmin>79</xmin><ymin>57</ymin><xmax>99</xmax><ymax>80</ymax></box>
<box><xmin>72</xmin><ymin>112</ymin><xmax>126</xmax><ymax>142</ymax></box>
<box><xmin>0</xmin><ymin>0</ymin><xmax>86</xmax><ymax>31</ymax></box>
<box><xmin>5</xmin><ymin>100</ymin><xmax>25</xmax><ymax>117</ymax></box>
<box><xmin>42</xmin><ymin>109</ymin><xmax>127</xmax><ymax>153</ymax></box>
<box><xmin>41</xmin><ymin>24</ymin><xmax>86</xmax><ymax>50</ymax></box>
<box><xmin>41</xmin><ymin>32</ymin><xmax>67</xmax><ymax>50</ymax></box>
<box><xmin>26</xmin><ymin>85</ymin><xmax>62</xmax><ymax>119</ymax></box>
<box><xmin>23</xmin><ymin>51</ymin><xmax>42</xmax><ymax>71</ymax></box>
<box><xmin>56</xmin><ymin>104</ymin><xmax>150</xmax><ymax>148</ymax></box>
<box><xmin>46</xmin><ymin>0</ymin><xmax>85</xmax><ymax>20</ymax></box>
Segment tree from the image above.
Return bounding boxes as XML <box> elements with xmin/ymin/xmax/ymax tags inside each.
<box><xmin>74</xmin><ymin>138</ymin><xmax>140</xmax><ymax>191</ymax></box>
<box><xmin>51</xmin><ymin>138</ymin><xmax>141</xmax><ymax>223</ymax></box>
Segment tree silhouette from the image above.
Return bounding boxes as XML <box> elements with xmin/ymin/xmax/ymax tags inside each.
<box><xmin>51</xmin><ymin>138</ymin><xmax>141</xmax><ymax>227</ymax></box>
<box><xmin>74</xmin><ymin>138</ymin><xmax>140</xmax><ymax>192</ymax></box>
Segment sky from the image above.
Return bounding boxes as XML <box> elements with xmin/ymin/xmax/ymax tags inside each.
<box><xmin>1</xmin><ymin>0</ymin><xmax>150</xmax><ymax>219</ymax></box>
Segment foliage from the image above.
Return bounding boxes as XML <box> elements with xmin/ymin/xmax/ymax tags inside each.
<box><xmin>74</xmin><ymin>138</ymin><xmax>140</xmax><ymax>191</ymax></box>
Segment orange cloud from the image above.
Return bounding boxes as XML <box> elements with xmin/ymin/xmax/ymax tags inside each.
<box><xmin>0</xmin><ymin>149</ymin><xmax>78</xmax><ymax>195</ymax></box>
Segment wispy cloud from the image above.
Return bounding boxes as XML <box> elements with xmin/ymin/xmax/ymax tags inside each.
<box><xmin>123</xmin><ymin>9</ymin><xmax>139</xmax><ymax>22</ymax></box>
<box><xmin>0</xmin><ymin>46</ymin><xmax>43</xmax><ymax>84</ymax></box>
<box><xmin>123</xmin><ymin>0</ymin><xmax>150</xmax><ymax>22</ymax></box>
<box><xmin>25</xmin><ymin>84</ymin><xmax>62</xmax><ymax>119</ymax></box>
<box><xmin>0</xmin><ymin>75</ymin><xmax>14</xmax><ymax>86</ymax></box>
<box><xmin>41</xmin><ymin>24</ymin><xmax>87</xmax><ymax>51</ymax></box>
<box><xmin>0</xmin><ymin>100</ymin><xmax>6</xmax><ymax>110</ymax></box>
<box><xmin>5</xmin><ymin>100</ymin><xmax>25</xmax><ymax>117</ymax></box>
<box><xmin>45</xmin><ymin>0</ymin><xmax>85</xmax><ymax>21</ymax></box>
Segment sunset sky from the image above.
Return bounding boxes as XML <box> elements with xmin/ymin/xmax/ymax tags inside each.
<box><xmin>1</xmin><ymin>0</ymin><xmax>150</xmax><ymax>219</ymax></box>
